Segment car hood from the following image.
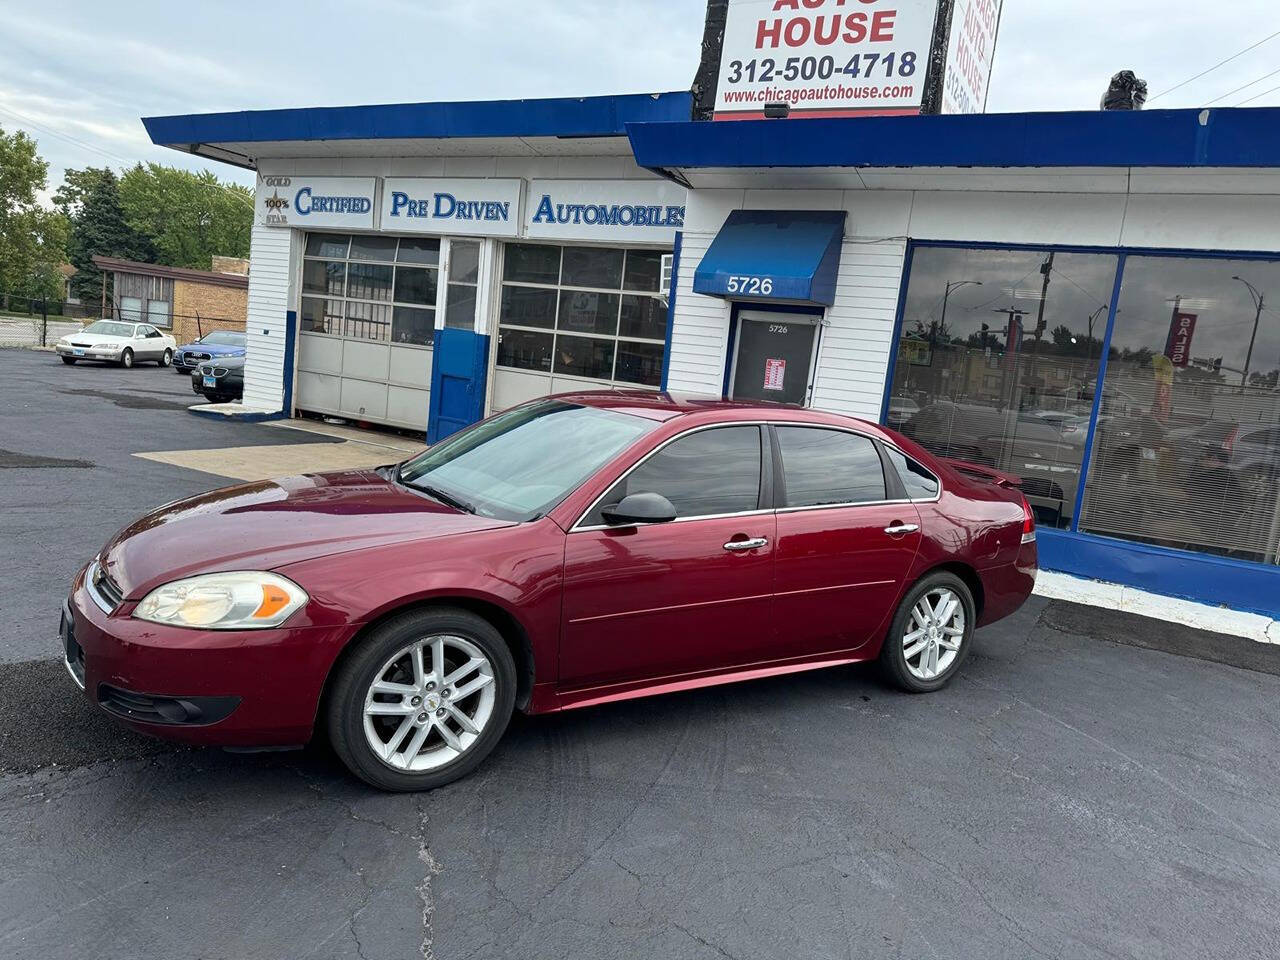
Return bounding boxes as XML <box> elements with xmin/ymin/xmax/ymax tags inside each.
<box><xmin>66</xmin><ymin>332</ymin><xmax>127</xmax><ymax>345</ymax></box>
<box><xmin>180</xmin><ymin>342</ymin><xmax>245</xmax><ymax>357</ymax></box>
<box><xmin>100</xmin><ymin>470</ymin><xmax>513</xmax><ymax>599</ymax></box>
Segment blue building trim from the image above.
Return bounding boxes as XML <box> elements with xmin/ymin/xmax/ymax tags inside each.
<box><xmin>878</xmin><ymin>245</ymin><xmax>917</xmax><ymax>425</ymax></box>
<box><xmin>660</xmin><ymin>231</ymin><xmax>682</xmax><ymax>392</ymax></box>
<box><xmin>1038</xmin><ymin>529</ymin><xmax>1280</xmax><ymax>618</ymax></box>
<box><xmin>281</xmin><ymin>309</ymin><xmax>298</xmax><ymax>418</ymax></box>
<box><xmin>145</xmin><ymin>92</ymin><xmax>692</xmax><ymax>148</ymax></box>
<box><xmin>1069</xmin><ymin>256</ymin><xmax>1125</xmax><ymax>529</ymax></box>
<box><xmin>628</xmin><ymin>107</ymin><xmax>1280</xmax><ymax>172</ymax></box>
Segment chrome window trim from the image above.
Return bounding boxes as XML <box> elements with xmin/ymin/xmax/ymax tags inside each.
<box><xmin>570</xmin><ymin>420</ymin><xmax>943</xmax><ymax>532</ymax></box>
<box><xmin>85</xmin><ymin>560</ymin><xmax>116</xmax><ymax>616</ymax></box>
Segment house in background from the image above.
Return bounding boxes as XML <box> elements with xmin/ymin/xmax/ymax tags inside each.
<box><xmin>59</xmin><ymin>263</ymin><xmax>79</xmax><ymax>305</ymax></box>
<box><xmin>91</xmin><ymin>255</ymin><xmax>248</xmax><ymax>344</ymax></box>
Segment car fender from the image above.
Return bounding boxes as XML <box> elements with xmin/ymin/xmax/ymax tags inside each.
<box><xmin>274</xmin><ymin>517</ymin><xmax>566</xmax><ymax>684</ymax></box>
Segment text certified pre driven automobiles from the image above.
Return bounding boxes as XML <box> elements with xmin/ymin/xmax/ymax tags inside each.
<box><xmin>60</xmin><ymin>393</ymin><xmax>1037</xmax><ymax>791</ymax></box>
<box><xmin>191</xmin><ymin>356</ymin><xmax>245</xmax><ymax>404</ymax></box>
<box><xmin>55</xmin><ymin>320</ymin><xmax>177</xmax><ymax>368</ymax></box>
<box><xmin>174</xmin><ymin>330</ymin><xmax>247</xmax><ymax>372</ymax></box>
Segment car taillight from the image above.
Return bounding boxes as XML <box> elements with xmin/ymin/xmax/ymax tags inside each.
<box><xmin>1021</xmin><ymin>496</ymin><xmax>1036</xmax><ymax>544</ymax></box>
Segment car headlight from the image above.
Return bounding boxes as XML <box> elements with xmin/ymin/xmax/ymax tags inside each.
<box><xmin>134</xmin><ymin>572</ymin><xmax>308</xmax><ymax>629</ymax></box>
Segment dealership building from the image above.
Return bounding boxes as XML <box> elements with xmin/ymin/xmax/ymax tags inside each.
<box><xmin>142</xmin><ymin>96</ymin><xmax>1280</xmax><ymax>620</ymax></box>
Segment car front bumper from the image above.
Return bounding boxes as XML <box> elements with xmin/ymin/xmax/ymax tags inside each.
<box><xmin>63</xmin><ymin>564</ymin><xmax>355</xmax><ymax>747</ymax></box>
<box><xmin>56</xmin><ymin>343</ymin><xmax>121</xmax><ymax>361</ymax></box>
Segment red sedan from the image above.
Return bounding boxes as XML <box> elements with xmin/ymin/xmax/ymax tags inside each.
<box><xmin>61</xmin><ymin>393</ymin><xmax>1036</xmax><ymax>791</ymax></box>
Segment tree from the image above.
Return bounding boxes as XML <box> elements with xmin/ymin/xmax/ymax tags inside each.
<box><xmin>64</xmin><ymin>168</ymin><xmax>154</xmax><ymax>306</ymax></box>
<box><xmin>0</xmin><ymin>125</ymin><xmax>68</xmax><ymax>305</ymax></box>
<box><xmin>119</xmin><ymin>163</ymin><xmax>251</xmax><ymax>269</ymax></box>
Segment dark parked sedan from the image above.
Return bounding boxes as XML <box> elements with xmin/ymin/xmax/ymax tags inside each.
<box><xmin>61</xmin><ymin>393</ymin><xmax>1036</xmax><ymax>791</ymax></box>
<box><xmin>191</xmin><ymin>355</ymin><xmax>244</xmax><ymax>404</ymax></box>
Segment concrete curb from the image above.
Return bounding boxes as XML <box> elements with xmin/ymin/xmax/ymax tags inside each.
<box><xmin>1034</xmin><ymin>570</ymin><xmax>1278</xmax><ymax>645</ymax></box>
<box><xmin>186</xmin><ymin>402</ymin><xmax>285</xmax><ymax>423</ymax></box>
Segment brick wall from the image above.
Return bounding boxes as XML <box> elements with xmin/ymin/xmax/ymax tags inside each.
<box><xmin>171</xmin><ymin>278</ymin><xmax>248</xmax><ymax>345</ymax></box>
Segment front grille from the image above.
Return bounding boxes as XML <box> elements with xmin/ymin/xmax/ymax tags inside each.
<box><xmin>209</xmin><ymin>367</ymin><xmax>228</xmax><ymax>378</ymax></box>
<box><xmin>87</xmin><ymin>560</ymin><xmax>124</xmax><ymax>614</ymax></box>
<box><xmin>185</xmin><ymin>351</ymin><xmax>212</xmax><ymax>363</ymax></box>
<box><xmin>97</xmin><ymin>685</ymin><xmax>240</xmax><ymax>726</ymax></box>
<box><xmin>69</xmin><ymin>341</ymin><xmax>91</xmax><ymax>348</ymax></box>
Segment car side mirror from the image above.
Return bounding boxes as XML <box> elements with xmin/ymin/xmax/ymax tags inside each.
<box><xmin>601</xmin><ymin>492</ymin><xmax>677</xmax><ymax>526</ymax></box>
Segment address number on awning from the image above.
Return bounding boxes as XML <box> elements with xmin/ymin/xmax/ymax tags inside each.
<box><xmin>726</xmin><ymin>276</ymin><xmax>774</xmax><ymax>296</ymax></box>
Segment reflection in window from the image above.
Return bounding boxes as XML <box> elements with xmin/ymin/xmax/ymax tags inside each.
<box><xmin>776</xmin><ymin>427</ymin><xmax>886</xmax><ymax>506</ymax></box>
<box><xmin>886</xmin><ymin>246</ymin><xmax>1117</xmax><ymax>529</ymax></box>
<box><xmin>588</xmin><ymin>426</ymin><xmax>762</xmax><ymax>523</ymax></box>
<box><xmin>1079</xmin><ymin>255</ymin><xmax>1280</xmax><ymax>564</ymax></box>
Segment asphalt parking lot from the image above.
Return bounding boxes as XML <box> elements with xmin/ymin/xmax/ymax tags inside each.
<box><xmin>2</xmin><ymin>347</ymin><xmax>1279</xmax><ymax>960</ymax></box>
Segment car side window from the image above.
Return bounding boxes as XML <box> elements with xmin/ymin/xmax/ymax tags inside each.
<box><xmin>775</xmin><ymin>427</ymin><xmax>886</xmax><ymax>507</ymax></box>
<box><xmin>584</xmin><ymin>426</ymin><xmax>762</xmax><ymax>525</ymax></box>
<box><xmin>884</xmin><ymin>446</ymin><xmax>940</xmax><ymax>500</ymax></box>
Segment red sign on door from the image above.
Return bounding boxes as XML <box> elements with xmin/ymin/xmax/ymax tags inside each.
<box><xmin>764</xmin><ymin>358</ymin><xmax>786</xmax><ymax>391</ymax></box>
<box><xmin>1165</xmin><ymin>311</ymin><xmax>1197</xmax><ymax>367</ymax></box>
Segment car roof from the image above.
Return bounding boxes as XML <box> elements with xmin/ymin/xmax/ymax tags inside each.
<box><xmin>555</xmin><ymin>389</ymin><xmax>891</xmax><ymax>434</ymax></box>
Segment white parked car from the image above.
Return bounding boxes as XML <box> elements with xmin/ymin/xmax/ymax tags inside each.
<box><xmin>55</xmin><ymin>320</ymin><xmax>177</xmax><ymax>368</ymax></box>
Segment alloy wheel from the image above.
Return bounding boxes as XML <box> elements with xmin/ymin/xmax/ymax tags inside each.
<box><xmin>903</xmin><ymin>588</ymin><xmax>965</xmax><ymax>681</ymax></box>
<box><xmin>362</xmin><ymin>634</ymin><xmax>496</xmax><ymax>772</ymax></box>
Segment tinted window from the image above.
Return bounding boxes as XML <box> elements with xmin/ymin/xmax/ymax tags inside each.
<box><xmin>884</xmin><ymin>446</ymin><xmax>940</xmax><ymax>500</ymax></box>
<box><xmin>589</xmin><ymin>426</ymin><xmax>762</xmax><ymax>523</ymax></box>
<box><xmin>776</xmin><ymin>428</ymin><xmax>885</xmax><ymax>507</ymax></box>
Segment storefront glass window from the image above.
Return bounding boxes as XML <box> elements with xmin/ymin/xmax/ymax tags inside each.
<box><xmin>886</xmin><ymin>246</ymin><xmax>1118</xmax><ymax>529</ymax></box>
<box><xmin>445</xmin><ymin>240</ymin><xmax>481</xmax><ymax>331</ymax></box>
<box><xmin>301</xmin><ymin>233</ymin><xmax>439</xmax><ymax>346</ymax></box>
<box><xmin>1079</xmin><ymin>256</ymin><xmax>1280</xmax><ymax>564</ymax></box>
<box><xmin>497</xmin><ymin>243</ymin><xmax>669</xmax><ymax>387</ymax></box>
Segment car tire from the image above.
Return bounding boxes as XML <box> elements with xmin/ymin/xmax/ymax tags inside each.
<box><xmin>119</xmin><ymin>348</ymin><xmax>134</xmax><ymax>369</ymax></box>
<box><xmin>879</xmin><ymin>571</ymin><xmax>976</xmax><ymax>694</ymax></box>
<box><xmin>159</xmin><ymin>348</ymin><xmax>173</xmax><ymax>367</ymax></box>
<box><xmin>327</xmin><ymin>607</ymin><xmax>517</xmax><ymax>792</ymax></box>
<box><xmin>60</xmin><ymin>357</ymin><xmax>76</xmax><ymax>365</ymax></box>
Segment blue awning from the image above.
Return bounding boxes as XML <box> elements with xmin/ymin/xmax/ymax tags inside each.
<box><xmin>693</xmin><ymin>210</ymin><xmax>846</xmax><ymax>306</ymax></box>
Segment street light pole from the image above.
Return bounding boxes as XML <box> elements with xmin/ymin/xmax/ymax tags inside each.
<box><xmin>938</xmin><ymin>279</ymin><xmax>983</xmax><ymax>340</ymax></box>
<box><xmin>1234</xmin><ymin>275</ymin><xmax>1265</xmax><ymax>391</ymax></box>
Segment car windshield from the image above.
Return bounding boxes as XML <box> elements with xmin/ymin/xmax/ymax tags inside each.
<box><xmin>83</xmin><ymin>321</ymin><xmax>134</xmax><ymax>337</ymax></box>
<box><xmin>397</xmin><ymin>400</ymin><xmax>654</xmax><ymax>522</ymax></box>
<box><xmin>201</xmin><ymin>331</ymin><xmax>246</xmax><ymax>346</ymax></box>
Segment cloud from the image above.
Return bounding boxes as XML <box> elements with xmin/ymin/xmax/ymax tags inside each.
<box><xmin>5</xmin><ymin>0</ymin><xmax>1280</xmax><ymax>201</ymax></box>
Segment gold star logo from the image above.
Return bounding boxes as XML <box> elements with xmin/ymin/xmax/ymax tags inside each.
<box><xmin>264</xmin><ymin>190</ymin><xmax>289</xmax><ymax>212</ymax></box>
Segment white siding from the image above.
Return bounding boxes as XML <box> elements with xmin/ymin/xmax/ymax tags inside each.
<box><xmin>664</xmin><ymin>230</ymin><xmax>730</xmax><ymax>396</ymax></box>
<box><xmin>810</xmin><ymin>238</ymin><xmax>907</xmax><ymax>419</ymax></box>
<box><xmin>241</xmin><ymin>222</ymin><xmax>292</xmax><ymax>411</ymax></box>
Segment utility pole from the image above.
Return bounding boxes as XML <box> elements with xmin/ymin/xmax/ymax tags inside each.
<box><xmin>1234</xmin><ymin>276</ymin><xmax>1265</xmax><ymax>391</ymax></box>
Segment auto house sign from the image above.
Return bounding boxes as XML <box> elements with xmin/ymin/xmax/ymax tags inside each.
<box><xmin>255</xmin><ymin>175</ymin><xmax>378</xmax><ymax>229</ymax></box>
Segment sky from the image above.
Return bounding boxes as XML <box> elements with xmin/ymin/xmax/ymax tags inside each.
<box><xmin>2</xmin><ymin>0</ymin><xmax>1280</xmax><ymax>200</ymax></box>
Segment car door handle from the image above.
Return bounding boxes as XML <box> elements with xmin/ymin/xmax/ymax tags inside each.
<box><xmin>723</xmin><ymin>537</ymin><xmax>769</xmax><ymax>552</ymax></box>
<box><xmin>884</xmin><ymin>523</ymin><xmax>920</xmax><ymax>536</ymax></box>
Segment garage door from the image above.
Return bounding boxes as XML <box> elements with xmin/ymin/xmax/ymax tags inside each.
<box><xmin>491</xmin><ymin>243</ymin><xmax>669</xmax><ymax>411</ymax></box>
<box><xmin>296</xmin><ymin>233</ymin><xmax>437</xmax><ymax>430</ymax></box>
